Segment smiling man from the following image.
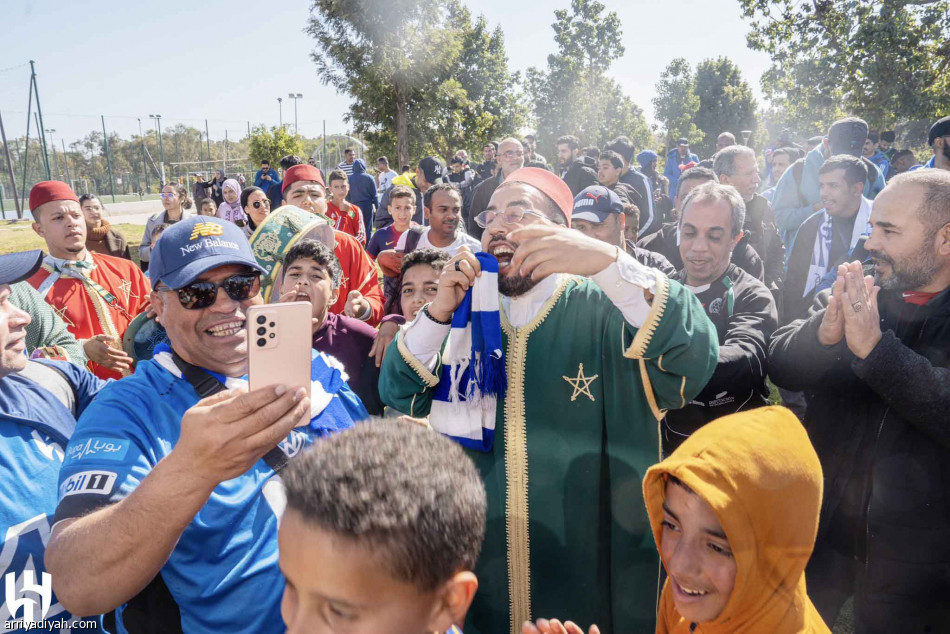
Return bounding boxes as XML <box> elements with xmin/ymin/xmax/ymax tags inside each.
<box><xmin>380</xmin><ymin>168</ymin><xmax>718</xmax><ymax>633</ymax></box>
<box><xmin>769</xmin><ymin>168</ymin><xmax>950</xmax><ymax>631</ymax></box>
<box><xmin>45</xmin><ymin>215</ymin><xmax>366</xmax><ymax>633</ymax></box>
<box><xmin>27</xmin><ymin>181</ymin><xmax>150</xmax><ymax>379</ymax></box>
<box><xmin>663</xmin><ymin>182</ymin><xmax>776</xmax><ymax>454</ymax></box>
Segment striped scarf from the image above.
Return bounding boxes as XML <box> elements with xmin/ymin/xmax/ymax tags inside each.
<box><xmin>429</xmin><ymin>253</ymin><xmax>506</xmax><ymax>452</ymax></box>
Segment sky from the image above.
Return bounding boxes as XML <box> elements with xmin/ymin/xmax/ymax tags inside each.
<box><xmin>0</xmin><ymin>0</ymin><xmax>773</xmax><ymax>148</ymax></box>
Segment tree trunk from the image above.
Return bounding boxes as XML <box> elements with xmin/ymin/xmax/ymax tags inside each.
<box><xmin>395</xmin><ymin>88</ymin><xmax>409</xmax><ymax>169</ymax></box>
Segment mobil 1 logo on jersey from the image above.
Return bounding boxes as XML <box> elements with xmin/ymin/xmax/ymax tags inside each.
<box><xmin>60</xmin><ymin>471</ymin><xmax>117</xmax><ymax>499</ymax></box>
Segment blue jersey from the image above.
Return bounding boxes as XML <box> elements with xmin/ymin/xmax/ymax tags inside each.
<box><xmin>55</xmin><ymin>347</ymin><xmax>367</xmax><ymax>634</ymax></box>
<box><xmin>1</xmin><ymin>360</ymin><xmax>106</xmax><ymax>633</ymax></box>
<box><xmin>366</xmin><ymin>224</ymin><xmax>404</xmax><ymax>258</ymax></box>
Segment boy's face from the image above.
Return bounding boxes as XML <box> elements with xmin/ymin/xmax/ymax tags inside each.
<box><xmin>279</xmin><ymin>258</ymin><xmax>339</xmax><ymax>329</ymax></box>
<box><xmin>660</xmin><ymin>480</ymin><xmax>737</xmax><ymax>624</ymax></box>
<box><xmin>389</xmin><ymin>196</ymin><xmax>414</xmax><ymax>228</ymax></box>
<box><xmin>400</xmin><ymin>264</ymin><xmax>440</xmax><ymax>321</ymax></box>
<box><xmin>200</xmin><ymin>201</ymin><xmax>217</xmax><ymax>216</ymax></box>
<box><xmin>279</xmin><ymin>508</ymin><xmax>457</xmax><ymax>634</ymax></box>
<box><xmin>330</xmin><ymin>178</ymin><xmax>349</xmax><ymax>202</ymax></box>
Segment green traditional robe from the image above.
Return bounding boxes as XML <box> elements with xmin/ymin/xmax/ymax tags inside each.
<box><xmin>379</xmin><ymin>273</ymin><xmax>718</xmax><ymax>634</ymax></box>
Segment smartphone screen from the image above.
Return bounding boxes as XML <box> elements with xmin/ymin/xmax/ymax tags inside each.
<box><xmin>247</xmin><ymin>303</ymin><xmax>312</xmax><ymax>416</ymax></box>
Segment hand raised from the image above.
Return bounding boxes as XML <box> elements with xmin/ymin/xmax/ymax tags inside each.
<box><xmin>507</xmin><ymin>225</ymin><xmax>616</xmax><ymax>281</ymax></box>
<box><xmin>428</xmin><ymin>247</ymin><xmax>481</xmax><ymax>323</ymax></box>
<box><xmin>839</xmin><ymin>263</ymin><xmax>882</xmax><ymax>359</ymax></box>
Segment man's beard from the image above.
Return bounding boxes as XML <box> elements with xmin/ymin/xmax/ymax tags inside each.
<box><xmin>942</xmin><ymin>141</ymin><xmax>950</xmax><ymax>163</ymax></box>
<box><xmin>498</xmin><ymin>270</ymin><xmax>539</xmax><ymax>297</ymax></box>
<box><xmin>870</xmin><ymin>243</ymin><xmax>940</xmax><ymax>291</ymax></box>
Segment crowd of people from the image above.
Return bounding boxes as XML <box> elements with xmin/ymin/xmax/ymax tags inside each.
<box><xmin>2</xmin><ymin>111</ymin><xmax>950</xmax><ymax>634</ymax></box>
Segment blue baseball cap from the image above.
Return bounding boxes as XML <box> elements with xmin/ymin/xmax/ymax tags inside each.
<box><xmin>572</xmin><ymin>186</ymin><xmax>625</xmax><ymax>223</ymax></box>
<box><xmin>0</xmin><ymin>250</ymin><xmax>43</xmax><ymax>285</ymax></box>
<box><xmin>148</xmin><ymin>216</ymin><xmax>266</xmax><ymax>289</ymax></box>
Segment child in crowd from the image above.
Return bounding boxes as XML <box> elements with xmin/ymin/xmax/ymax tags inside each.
<box><xmin>280</xmin><ymin>421</ymin><xmax>484</xmax><ymax>634</ymax></box>
<box><xmin>326</xmin><ymin>169</ymin><xmax>367</xmax><ymax>246</ymax></box>
<box><xmin>369</xmin><ymin>185</ymin><xmax>417</xmax><ymax>301</ymax></box>
<box><xmin>642</xmin><ymin>406</ymin><xmax>828</xmax><ymax>633</ymax></box>
<box><xmin>197</xmin><ymin>197</ymin><xmax>217</xmax><ymax>216</ymax></box>
<box><xmin>278</xmin><ymin>239</ymin><xmax>383</xmax><ymax>415</ymax></box>
<box><xmin>384</xmin><ymin>248</ymin><xmax>449</xmax><ymax>320</ymax></box>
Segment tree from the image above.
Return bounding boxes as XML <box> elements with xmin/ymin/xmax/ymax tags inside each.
<box><xmin>739</xmin><ymin>0</ymin><xmax>950</xmax><ymax>135</ymax></box>
<box><xmin>527</xmin><ymin>0</ymin><xmax>651</xmax><ymax>155</ymax></box>
<box><xmin>693</xmin><ymin>57</ymin><xmax>758</xmax><ymax>157</ymax></box>
<box><xmin>248</xmin><ymin>126</ymin><xmax>304</xmax><ymax>168</ymax></box>
<box><xmin>652</xmin><ymin>58</ymin><xmax>700</xmax><ymax>149</ymax></box>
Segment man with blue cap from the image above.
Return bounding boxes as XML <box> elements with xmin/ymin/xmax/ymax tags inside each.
<box><xmin>0</xmin><ymin>249</ymin><xmax>106</xmax><ymax>633</ymax></box>
<box><xmin>572</xmin><ymin>185</ymin><xmax>676</xmax><ymax>275</ymax></box>
<box><xmin>46</xmin><ymin>216</ymin><xmax>366</xmax><ymax>633</ymax></box>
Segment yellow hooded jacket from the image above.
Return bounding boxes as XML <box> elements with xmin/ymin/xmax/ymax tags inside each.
<box><xmin>643</xmin><ymin>406</ymin><xmax>830</xmax><ymax>633</ymax></box>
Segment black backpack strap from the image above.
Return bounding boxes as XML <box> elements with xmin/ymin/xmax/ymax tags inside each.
<box><xmin>170</xmin><ymin>352</ymin><xmax>291</xmax><ymax>474</ymax></box>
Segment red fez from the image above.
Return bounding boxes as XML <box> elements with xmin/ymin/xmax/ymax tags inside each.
<box><xmin>281</xmin><ymin>165</ymin><xmax>326</xmax><ymax>194</ymax></box>
<box><xmin>503</xmin><ymin>167</ymin><xmax>575</xmax><ymax>226</ymax></box>
<box><xmin>29</xmin><ymin>180</ymin><xmax>79</xmax><ymax>213</ymax></box>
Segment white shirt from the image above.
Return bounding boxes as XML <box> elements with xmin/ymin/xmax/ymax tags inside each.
<box><xmin>395</xmin><ymin>227</ymin><xmax>480</xmax><ymax>257</ymax></box>
<box><xmin>378</xmin><ymin>170</ymin><xmax>396</xmax><ymax>193</ymax></box>
<box><xmin>404</xmin><ymin>250</ymin><xmax>658</xmax><ymax>368</ymax></box>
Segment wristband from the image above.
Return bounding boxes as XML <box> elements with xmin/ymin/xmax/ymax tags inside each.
<box><xmin>422</xmin><ymin>303</ymin><xmax>452</xmax><ymax>326</ymax></box>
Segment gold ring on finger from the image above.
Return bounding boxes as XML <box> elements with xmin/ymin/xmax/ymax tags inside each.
<box><xmin>852</xmin><ymin>301</ymin><xmax>864</xmax><ymax>312</ymax></box>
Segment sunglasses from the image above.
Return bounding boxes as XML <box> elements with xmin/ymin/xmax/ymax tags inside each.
<box><xmin>158</xmin><ymin>273</ymin><xmax>261</xmax><ymax>310</ymax></box>
<box><xmin>251</xmin><ymin>200</ymin><xmax>270</xmax><ymax>209</ymax></box>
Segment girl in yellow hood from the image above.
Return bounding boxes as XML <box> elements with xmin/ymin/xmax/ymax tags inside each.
<box><xmin>642</xmin><ymin>406</ymin><xmax>830</xmax><ymax>633</ymax></box>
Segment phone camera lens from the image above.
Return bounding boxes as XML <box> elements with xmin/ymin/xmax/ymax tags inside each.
<box><xmin>269</xmin><ymin>322</ymin><xmax>276</xmax><ymax>327</ymax></box>
<box><xmin>256</xmin><ymin>338</ymin><xmax>266</xmax><ymax>347</ymax></box>
<box><xmin>257</xmin><ymin>327</ymin><xmax>266</xmax><ymax>336</ymax></box>
<box><xmin>268</xmin><ymin>333</ymin><xmax>276</xmax><ymax>339</ymax></box>
<box><xmin>256</xmin><ymin>315</ymin><xmax>266</xmax><ymax>325</ymax></box>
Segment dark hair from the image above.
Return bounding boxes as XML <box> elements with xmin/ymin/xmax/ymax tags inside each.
<box><xmin>556</xmin><ymin>135</ymin><xmax>579</xmax><ymax>150</ymax></box>
<box><xmin>377</xmin><ymin>156</ymin><xmax>389</xmax><ymax>165</ymax></box>
<box><xmin>240</xmin><ymin>186</ymin><xmax>264</xmax><ymax>209</ymax></box>
<box><xmin>488</xmin><ymin>141</ymin><xmax>499</xmax><ymax>152</ymax></box>
<box><xmin>388</xmin><ymin>185</ymin><xmax>416</xmax><ymax>204</ymax></box>
<box><xmin>771</xmin><ymin>147</ymin><xmax>792</xmax><ymax>161</ymax></box>
<box><xmin>867</xmin><ymin>132</ymin><xmax>879</xmax><ymax>144</ymax></box>
<box><xmin>605</xmin><ymin>136</ymin><xmax>636</xmax><ymax>163</ymax></box>
<box><xmin>423</xmin><ymin>183</ymin><xmax>461</xmax><ymax>210</ymax></box>
<box><xmin>819</xmin><ymin>154</ymin><xmax>868</xmax><ymax>187</ymax></box>
<box><xmin>344</xmin><ymin>147</ymin><xmax>354</xmax><ymax>154</ymax></box>
<box><xmin>328</xmin><ymin>169</ymin><xmax>349</xmax><ymax>186</ymax></box>
<box><xmin>524</xmin><ymin>134</ymin><xmax>536</xmax><ymax>142</ymax></box>
<box><xmin>582</xmin><ymin>146</ymin><xmax>600</xmax><ymax>160</ymax></box>
<box><xmin>677</xmin><ymin>166</ymin><xmax>718</xmax><ymax>199</ymax></box>
<box><xmin>162</xmin><ymin>181</ymin><xmax>193</xmax><ymax>209</ymax></box>
<box><xmin>261</xmin><ymin>160</ymin><xmax>270</xmax><ymax>166</ymax></box>
<box><xmin>697</xmin><ymin>158</ymin><xmax>715</xmax><ymax>169</ymax></box>
<box><xmin>284</xmin><ymin>422</ymin><xmax>486</xmax><ymax>591</ymax></box>
<box><xmin>624</xmin><ymin>202</ymin><xmax>640</xmax><ymax>229</ymax></box>
<box><xmin>401</xmin><ymin>164</ymin><xmax>411</xmax><ymax>173</ymax></box>
<box><xmin>385</xmin><ymin>248</ymin><xmax>450</xmax><ymax>316</ymax></box>
<box><xmin>151</xmin><ymin>222</ymin><xmax>172</xmax><ymax>240</ymax></box>
<box><xmin>78</xmin><ymin>193</ymin><xmax>101</xmax><ymax>207</ymax></box>
<box><xmin>892</xmin><ymin>149</ymin><xmax>915</xmax><ymax>163</ymax></box>
<box><xmin>197</xmin><ymin>197</ymin><xmax>216</xmax><ymax>209</ymax></box>
<box><xmin>283</xmin><ymin>239</ymin><xmax>343</xmax><ymax>288</ymax></box>
<box><xmin>280</xmin><ymin>155</ymin><xmax>303</xmax><ymax>170</ymax></box>
<box><xmin>525</xmin><ymin>160</ymin><xmax>551</xmax><ymax>171</ymax></box>
<box><xmin>598</xmin><ymin>151</ymin><xmax>624</xmax><ymax>170</ymax></box>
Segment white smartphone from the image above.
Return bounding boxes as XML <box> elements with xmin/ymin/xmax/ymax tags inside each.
<box><xmin>247</xmin><ymin>303</ymin><xmax>312</xmax><ymax>412</ymax></box>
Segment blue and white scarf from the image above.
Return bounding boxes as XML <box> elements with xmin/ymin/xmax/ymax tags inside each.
<box><xmin>429</xmin><ymin>253</ymin><xmax>506</xmax><ymax>452</ymax></box>
<box><xmin>804</xmin><ymin>197</ymin><xmax>873</xmax><ymax>297</ymax></box>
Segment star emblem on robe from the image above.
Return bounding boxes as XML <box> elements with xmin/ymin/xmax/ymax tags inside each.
<box><xmin>52</xmin><ymin>304</ymin><xmax>75</xmax><ymax>328</ymax></box>
<box><xmin>563</xmin><ymin>363</ymin><xmax>599</xmax><ymax>402</ymax></box>
<box><xmin>117</xmin><ymin>279</ymin><xmax>137</xmax><ymax>302</ymax></box>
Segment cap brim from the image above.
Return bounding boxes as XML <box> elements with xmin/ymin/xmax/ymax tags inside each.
<box><xmin>161</xmin><ymin>255</ymin><xmax>267</xmax><ymax>290</ymax></box>
<box><xmin>571</xmin><ymin>210</ymin><xmax>613</xmax><ymax>224</ymax></box>
<box><xmin>0</xmin><ymin>250</ymin><xmax>44</xmax><ymax>286</ymax></box>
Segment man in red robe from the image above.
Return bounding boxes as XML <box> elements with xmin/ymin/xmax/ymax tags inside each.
<box><xmin>281</xmin><ymin>165</ymin><xmax>385</xmax><ymax>326</ymax></box>
<box><xmin>26</xmin><ymin>181</ymin><xmax>151</xmax><ymax>379</ymax></box>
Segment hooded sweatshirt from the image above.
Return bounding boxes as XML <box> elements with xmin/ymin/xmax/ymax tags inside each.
<box><xmin>347</xmin><ymin>158</ymin><xmax>378</xmax><ymax>205</ymax></box>
<box><xmin>643</xmin><ymin>406</ymin><xmax>829</xmax><ymax>634</ymax></box>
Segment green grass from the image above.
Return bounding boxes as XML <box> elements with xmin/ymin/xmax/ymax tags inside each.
<box><xmin>0</xmin><ymin>220</ymin><xmax>144</xmax><ymax>265</ymax></box>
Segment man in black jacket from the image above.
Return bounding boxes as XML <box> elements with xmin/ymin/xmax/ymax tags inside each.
<box><xmin>638</xmin><ymin>166</ymin><xmax>766</xmax><ymax>281</ymax></box>
<box><xmin>769</xmin><ymin>169</ymin><xmax>950</xmax><ymax>631</ymax></box>
<box><xmin>714</xmin><ymin>145</ymin><xmax>785</xmax><ymax>289</ymax></box>
<box><xmin>467</xmin><ymin>137</ymin><xmax>524</xmax><ymax>239</ymax></box>
<box><xmin>606</xmin><ymin>136</ymin><xmax>657</xmax><ymax>238</ymax></box>
<box><xmin>555</xmin><ymin>134</ymin><xmax>598</xmax><ymax>196</ymax></box>
<box><xmin>662</xmin><ymin>182</ymin><xmax>776</xmax><ymax>454</ymax></box>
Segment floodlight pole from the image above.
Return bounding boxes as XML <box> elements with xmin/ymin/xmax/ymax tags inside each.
<box><xmin>0</xmin><ymin>108</ymin><xmax>23</xmax><ymax>218</ymax></box>
<box><xmin>30</xmin><ymin>61</ymin><xmax>51</xmax><ymax>179</ymax></box>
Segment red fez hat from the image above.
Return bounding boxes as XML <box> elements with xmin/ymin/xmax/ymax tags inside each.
<box><xmin>29</xmin><ymin>180</ymin><xmax>79</xmax><ymax>213</ymax></box>
<box><xmin>281</xmin><ymin>165</ymin><xmax>326</xmax><ymax>194</ymax></box>
<box><xmin>503</xmin><ymin>167</ymin><xmax>575</xmax><ymax>226</ymax></box>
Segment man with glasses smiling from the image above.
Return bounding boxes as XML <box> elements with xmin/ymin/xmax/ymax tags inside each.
<box><xmin>45</xmin><ymin>215</ymin><xmax>366</xmax><ymax>634</ymax></box>
<box><xmin>468</xmin><ymin>137</ymin><xmax>526</xmax><ymax>240</ymax></box>
<box><xmin>380</xmin><ymin>167</ymin><xmax>718</xmax><ymax>634</ymax></box>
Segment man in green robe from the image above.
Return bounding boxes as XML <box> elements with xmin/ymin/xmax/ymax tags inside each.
<box><xmin>379</xmin><ymin>168</ymin><xmax>718</xmax><ymax>634</ymax></box>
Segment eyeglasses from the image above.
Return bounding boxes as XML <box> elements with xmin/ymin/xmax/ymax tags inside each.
<box><xmin>474</xmin><ymin>208</ymin><xmax>546</xmax><ymax>228</ymax></box>
<box><xmin>157</xmin><ymin>273</ymin><xmax>261</xmax><ymax>310</ymax></box>
<box><xmin>251</xmin><ymin>200</ymin><xmax>270</xmax><ymax>209</ymax></box>
<box><xmin>160</xmin><ymin>193</ymin><xmax>177</xmax><ymax>199</ymax></box>
<box><xmin>501</xmin><ymin>150</ymin><xmax>524</xmax><ymax>159</ymax></box>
